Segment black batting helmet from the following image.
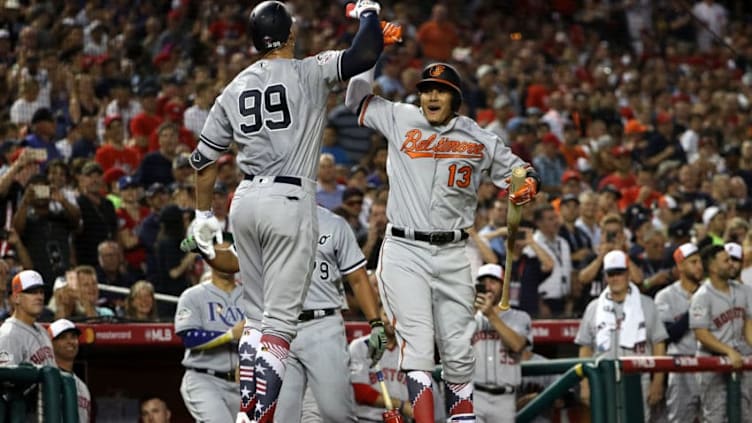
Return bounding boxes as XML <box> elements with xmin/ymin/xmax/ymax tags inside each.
<box><xmin>416</xmin><ymin>63</ymin><xmax>463</xmax><ymax>111</ymax></box>
<box><xmin>248</xmin><ymin>1</ymin><xmax>293</xmax><ymax>54</ymax></box>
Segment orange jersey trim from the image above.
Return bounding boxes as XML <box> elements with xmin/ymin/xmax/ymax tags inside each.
<box><xmin>358</xmin><ymin>94</ymin><xmax>374</xmax><ymax>127</ymax></box>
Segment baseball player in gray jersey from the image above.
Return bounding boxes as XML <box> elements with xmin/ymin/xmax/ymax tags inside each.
<box><xmin>654</xmin><ymin>242</ymin><xmax>703</xmax><ymax>422</ymax></box>
<box><xmin>346</xmin><ymin>61</ymin><xmax>539</xmax><ymax>423</ymax></box>
<box><xmin>689</xmin><ymin>244</ymin><xmax>752</xmax><ymax>423</ymax></box>
<box><xmin>49</xmin><ymin>319</ymin><xmax>91</xmax><ymax>423</ymax></box>
<box><xmin>182</xmin><ymin>206</ymin><xmax>385</xmax><ymax>423</ymax></box>
<box><xmin>0</xmin><ymin>270</ymin><xmax>56</xmax><ymax>420</ymax></box>
<box><xmin>188</xmin><ymin>1</ymin><xmax>384</xmax><ymax>421</ymax></box>
<box><xmin>275</xmin><ymin>206</ymin><xmax>383</xmax><ymax>423</ymax></box>
<box><xmin>0</xmin><ymin>270</ymin><xmax>55</xmax><ymax>367</ymax></box>
<box><xmin>575</xmin><ymin>250</ymin><xmax>667</xmax><ymax>422</ymax></box>
<box><xmin>174</xmin><ymin>267</ymin><xmax>244</xmax><ymax>423</ymax></box>
<box><xmin>472</xmin><ymin>264</ymin><xmax>532</xmax><ymax>423</ymax></box>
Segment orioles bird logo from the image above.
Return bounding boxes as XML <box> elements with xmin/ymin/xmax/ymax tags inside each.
<box><xmin>429</xmin><ymin>65</ymin><xmax>445</xmax><ymax>77</ymax></box>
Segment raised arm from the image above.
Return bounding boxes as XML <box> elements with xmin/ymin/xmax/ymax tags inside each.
<box><xmin>339</xmin><ymin>2</ymin><xmax>384</xmax><ymax>81</ymax></box>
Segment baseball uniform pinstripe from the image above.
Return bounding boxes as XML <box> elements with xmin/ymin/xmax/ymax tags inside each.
<box><xmin>175</xmin><ymin>281</ymin><xmax>244</xmax><ymax>422</ymax></box>
<box><xmin>689</xmin><ymin>279</ymin><xmax>752</xmax><ymax>423</ymax></box>
<box><xmin>275</xmin><ymin>207</ymin><xmax>365</xmax><ymax>423</ymax></box>
<box><xmin>575</xmin><ymin>292</ymin><xmax>668</xmax><ymax>422</ymax></box>
<box><xmin>358</xmin><ymin>94</ymin><xmax>529</xmax><ymax>383</ymax></box>
<box><xmin>654</xmin><ymin>281</ymin><xmax>700</xmax><ymax>422</ymax></box>
<box><xmin>472</xmin><ymin>308</ymin><xmax>532</xmax><ymax>423</ymax></box>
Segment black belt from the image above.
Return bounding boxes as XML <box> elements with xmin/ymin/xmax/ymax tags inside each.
<box><xmin>298</xmin><ymin>308</ymin><xmax>338</xmax><ymax>322</ymax></box>
<box><xmin>390</xmin><ymin>227</ymin><xmax>468</xmax><ymax>245</ymax></box>
<box><xmin>244</xmin><ymin>174</ymin><xmax>302</xmax><ymax>187</ymax></box>
<box><xmin>474</xmin><ymin>383</ymin><xmax>516</xmax><ymax>395</ymax></box>
<box><xmin>186</xmin><ymin>367</ymin><xmax>235</xmax><ymax>382</ymax></box>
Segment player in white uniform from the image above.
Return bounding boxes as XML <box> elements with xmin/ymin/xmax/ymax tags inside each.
<box><xmin>182</xmin><ymin>206</ymin><xmax>384</xmax><ymax>423</ymax></box>
<box><xmin>471</xmin><ymin>264</ymin><xmax>532</xmax><ymax>423</ymax></box>
<box><xmin>575</xmin><ymin>250</ymin><xmax>668</xmax><ymax>422</ymax></box>
<box><xmin>345</xmin><ymin>62</ymin><xmax>539</xmax><ymax>423</ymax></box>
<box><xmin>654</xmin><ymin>243</ymin><xmax>703</xmax><ymax>422</ymax></box>
<box><xmin>350</xmin><ymin>307</ymin><xmax>414</xmax><ymax>422</ymax></box>
<box><xmin>49</xmin><ymin>319</ymin><xmax>91</xmax><ymax>423</ymax></box>
<box><xmin>174</xmin><ymin>267</ymin><xmax>244</xmax><ymax>423</ymax></box>
<box><xmin>689</xmin><ymin>244</ymin><xmax>752</xmax><ymax>423</ymax></box>
<box><xmin>188</xmin><ymin>2</ymin><xmax>385</xmax><ymax>421</ymax></box>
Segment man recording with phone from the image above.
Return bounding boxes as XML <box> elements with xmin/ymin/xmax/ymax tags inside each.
<box><xmin>472</xmin><ymin>263</ymin><xmax>533</xmax><ymax>423</ymax></box>
<box><xmin>576</xmin><ymin>213</ymin><xmax>644</xmax><ymax>315</ymax></box>
<box><xmin>12</xmin><ymin>174</ymin><xmax>79</xmax><ymax>297</ymax></box>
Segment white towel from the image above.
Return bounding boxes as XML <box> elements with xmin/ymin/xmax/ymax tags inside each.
<box><xmin>595</xmin><ymin>282</ymin><xmax>646</xmax><ymax>352</ymax></box>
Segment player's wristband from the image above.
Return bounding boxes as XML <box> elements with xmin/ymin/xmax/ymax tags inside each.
<box><xmin>643</xmin><ymin>278</ymin><xmax>651</xmax><ymax>289</ymax></box>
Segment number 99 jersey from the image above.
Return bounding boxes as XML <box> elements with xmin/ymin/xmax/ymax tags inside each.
<box><xmin>196</xmin><ymin>50</ymin><xmax>344</xmax><ymax>180</ymax></box>
<box><xmin>357</xmin><ymin>95</ymin><xmax>530</xmax><ymax>231</ymax></box>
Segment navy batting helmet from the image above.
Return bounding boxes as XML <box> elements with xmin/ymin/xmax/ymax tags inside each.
<box><xmin>249</xmin><ymin>1</ymin><xmax>293</xmax><ymax>54</ymax></box>
<box><xmin>416</xmin><ymin>63</ymin><xmax>463</xmax><ymax>111</ymax></box>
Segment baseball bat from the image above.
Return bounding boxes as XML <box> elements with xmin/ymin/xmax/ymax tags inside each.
<box><xmin>499</xmin><ymin>167</ymin><xmax>527</xmax><ymax>311</ymax></box>
<box><xmin>374</xmin><ymin>365</ymin><xmax>405</xmax><ymax>423</ymax></box>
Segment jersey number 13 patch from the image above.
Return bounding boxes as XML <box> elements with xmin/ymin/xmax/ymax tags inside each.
<box><xmin>238</xmin><ymin>84</ymin><xmax>292</xmax><ymax>134</ymax></box>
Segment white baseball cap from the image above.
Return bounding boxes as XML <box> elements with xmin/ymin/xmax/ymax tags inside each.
<box><xmin>47</xmin><ymin>319</ymin><xmax>81</xmax><ymax>340</ymax></box>
<box><xmin>477</xmin><ymin>263</ymin><xmax>503</xmax><ymax>281</ymax></box>
<box><xmin>603</xmin><ymin>250</ymin><xmax>628</xmax><ymax>272</ymax></box>
<box><xmin>673</xmin><ymin>243</ymin><xmax>699</xmax><ymax>265</ymax></box>
<box><xmin>702</xmin><ymin>206</ymin><xmax>722</xmax><ymax>226</ymax></box>
<box><xmin>53</xmin><ymin>276</ymin><xmax>67</xmax><ymax>292</ymax></box>
<box><xmin>725</xmin><ymin>242</ymin><xmax>743</xmax><ymax>261</ymax></box>
<box><xmin>11</xmin><ymin>270</ymin><xmax>44</xmax><ymax>295</ymax></box>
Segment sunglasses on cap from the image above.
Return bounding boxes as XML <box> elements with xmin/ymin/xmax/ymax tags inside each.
<box><xmin>605</xmin><ymin>269</ymin><xmax>627</xmax><ymax>277</ymax></box>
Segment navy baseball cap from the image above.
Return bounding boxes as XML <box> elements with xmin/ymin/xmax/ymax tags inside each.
<box><xmin>118</xmin><ymin>175</ymin><xmax>138</xmax><ymax>190</ymax></box>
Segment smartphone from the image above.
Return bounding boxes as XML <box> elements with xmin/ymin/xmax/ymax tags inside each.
<box><xmin>33</xmin><ymin>185</ymin><xmax>50</xmax><ymax>199</ymax></box>
<box><xmin>475</xmin><ymin>282</ymin><xmax>487</xmax><ymax>294</ymax></box>
<box><xmin>516</xmin><ymin>231</ymin><xmax>526</xmax><ymax>240</ymax></box>
<box><xmin>606</xmin><ymin>231</ymin><xmax>616</xmax><ymax>243</ymax></box>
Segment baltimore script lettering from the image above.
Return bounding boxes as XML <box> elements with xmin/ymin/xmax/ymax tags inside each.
<box><xmin>400</xmin><ymin>129</ymin><xmax>485</xmax><ymax>159</ymax></box>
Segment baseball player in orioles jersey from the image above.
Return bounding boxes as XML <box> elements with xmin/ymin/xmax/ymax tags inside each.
<box><xmin>345</xmin><ymin>62</ymin><xmax>539</xmax><ymax>423</ymax></box>
<box><xmin>188</xmin><ymin>2</ymin><xmax>384</xmax><ymax>421</ymax></box>
<box><xmin>472</xmin><ymin>264</ymin><xmax>532</xmax><ymax>423</ymax></box>
<box><xmin>689</xmin><ymin>244</ymin><xmax>752</xmax><ymax>423</ymax></box>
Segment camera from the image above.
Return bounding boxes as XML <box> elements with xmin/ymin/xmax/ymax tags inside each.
<box><xmin>516</xmin><ymin>231</ymin><xmax>526</xmax><ymax>240</ymax></box>
<box><xmin>33</xmin><ymin>185</ymin><xmax>50</xmax><ymax>199</ymax></box>
<box><xmin>606</xmin><ymin>231</ymin><xmax>617</xmax><ymax>243</ymax></box>
<box><xmin>475</xmin><ymin>282</ymin><xmax>487</xmax><ymax>294</ymax></box>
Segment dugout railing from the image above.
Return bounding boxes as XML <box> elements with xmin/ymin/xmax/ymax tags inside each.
<box><xmin>0</xmin><ymin>364</ymin><xmax>79</xmax><ymax>422</ymax></box>
<box><xmin>517</xmin><ymin>356</ymin><xmax>752</xmax><ymax>423</ymax></box>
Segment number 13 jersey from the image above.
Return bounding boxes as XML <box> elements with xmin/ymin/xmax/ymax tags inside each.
<box><xmin>198</xmin><ymin>50</ymin><xmax>344</xmax><ymax>180</ymax></box>
<box><xmin>358</xmin><ymin>95</ymin><xmax>529</xmax><ymax>230</ymax></box>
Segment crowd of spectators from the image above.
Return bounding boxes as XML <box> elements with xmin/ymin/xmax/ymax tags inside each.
<box><xmin>0</xmin><ymin>0</ymin><xmax>748</xmax><ymax>325</ymax></box>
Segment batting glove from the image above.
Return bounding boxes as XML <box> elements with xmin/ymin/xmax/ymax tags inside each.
<box><xmin>367</xmin><ymin>319</ymin><xmax>387</xmax><ymax>366</ymax></box>
<box><xmin>509</xmin><ymin>177</ymin><xmax>538</xmax><ymax>206</ymax></box>
<box><xmin>380</xmin><ymin>21</ymin><xmax>403</xmax><ymax>45</ymax></box>
<box><xmin>346</xmin><ymin>0</ymin><xmax>381</xmax><ymax>19</ymax></box>
<box><xmin>190</xmin><ymin>210</ymin><xmax>223</xmax><ymax>260</ymax></box>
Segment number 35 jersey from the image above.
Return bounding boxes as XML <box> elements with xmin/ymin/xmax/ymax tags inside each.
<box><xmin>472</xmin><ymin>308</ymin><xmax>532</xmax><ymax>387</ymax></box>
<box><xmin>303</xmin><ymin>206</ymin><xmax>367</xmax><ymax>310</ymax></box>
<box><xmin>198</xmin><ymin>50</ymin><xmax>343</xmax><ymax>180</ymax></box>
<box><xmin>358</xmin><ymin>96</ymin><xmax>530</xmax><ymax>230</ymax></box>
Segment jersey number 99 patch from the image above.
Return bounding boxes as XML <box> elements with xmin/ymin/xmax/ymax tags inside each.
<box><xmin>238</xmin><ymin>84</ymin><xmax>292</xmax><ymax>134</ymax></box>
